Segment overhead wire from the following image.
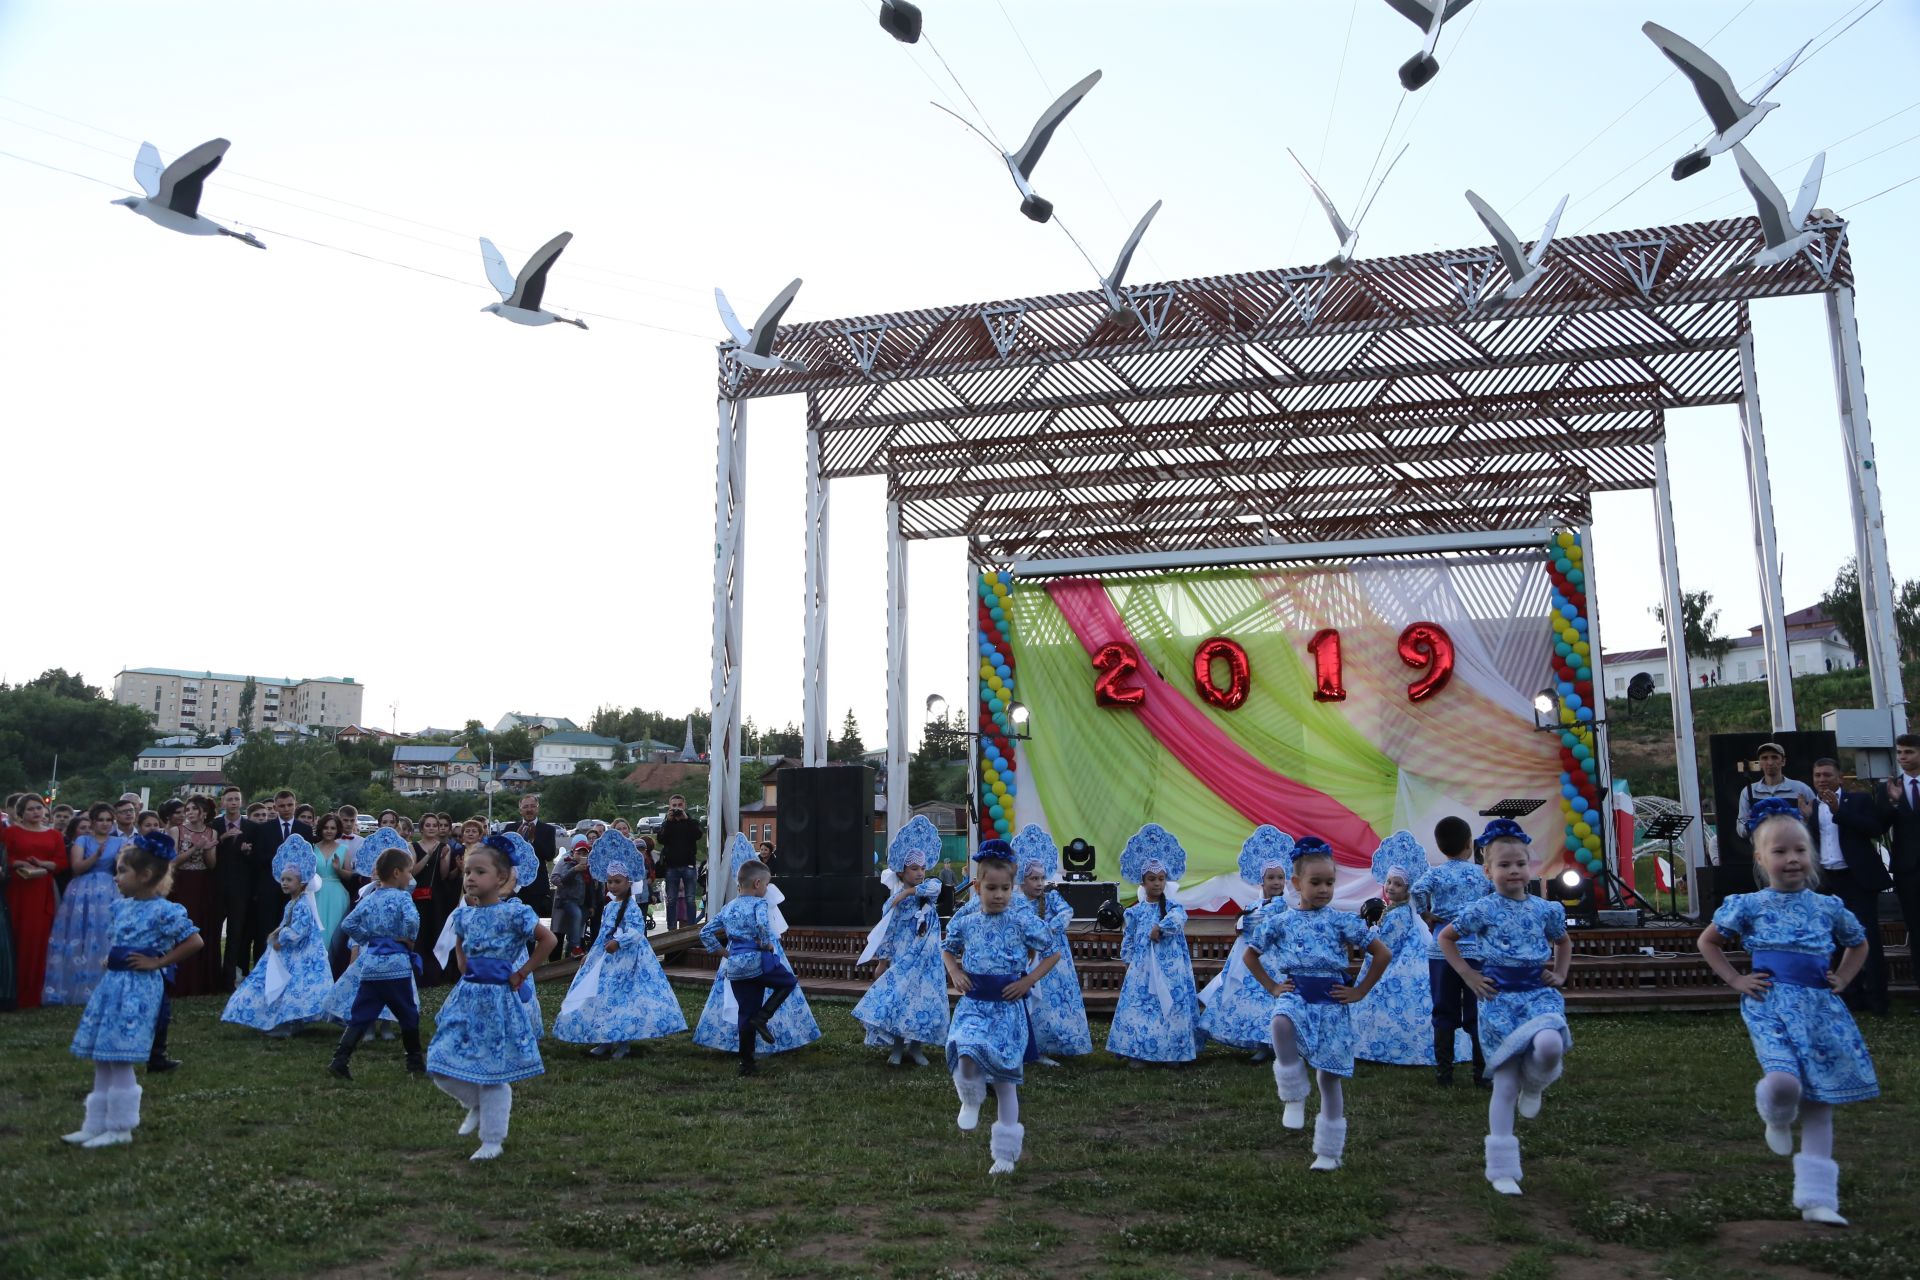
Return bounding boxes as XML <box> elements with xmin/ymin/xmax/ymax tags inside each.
<box><xmin>1286</xmin><ymin>0</ymin><xmax>1359</xmax><ymax>263</ymax></box>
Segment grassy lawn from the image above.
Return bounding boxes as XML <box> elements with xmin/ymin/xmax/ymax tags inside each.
<box><xmin>0</xmin><ymin>989</ymin><xmax>1915</xmax><ymax>1279</ymax></box>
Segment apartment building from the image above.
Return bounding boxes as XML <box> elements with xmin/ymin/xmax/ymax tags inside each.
<box><xmin>113</xmin><ymin>667</ymin><xmax>364</xmax><ymax>735</ymax></box>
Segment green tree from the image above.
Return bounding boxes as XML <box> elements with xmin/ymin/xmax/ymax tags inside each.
<box><xmin>0</xmin><ymin>677</ymin><xmax>154</xmax><ymax>796</ymax></box>
<box><xmin>1650</xmin><ymin>589</ymin><xmax>1732</xmax><ymax>663</ymax></box>
<box><xmin>830</xmin><ymin>709</ymin><xmax>865</xmax><ymax>762</ymax></box>
<box><xmin>26</xmin><ymin>668</ymin><xmax>99</xmax><ymax>699</ymax></box>
<box><xmin>491</xmin><ymin>726</ymin><xmax>534</xmax><ymax>763</ymax></box>
<box><xmin>1821</xmin><ymin>559</ymin><xmax>1868</xmax><ymax>666</ymax></box>
<box><xmin>237</xmin><ymin>676</ymin><xmax>258</xmax><ymax>732</ymax></box>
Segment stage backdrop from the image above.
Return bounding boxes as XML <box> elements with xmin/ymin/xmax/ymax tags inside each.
<box><xmin>1003</xmin><ymin>557</ymin><xmax>1565</xmax><ymax>908</ymax></box>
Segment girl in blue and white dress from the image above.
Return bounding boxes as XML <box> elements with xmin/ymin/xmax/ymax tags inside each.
<box><xmin>942</xmin><ymin>840</ymin><xmax>1060</xmax><ymax>1177</ymax></box>
<box><xmin>693</xmin><ymin>835</ymin><xmax>822</xmax><ymax>1056</ymax></box>
<box><xmin>43</xmin><ymin>803</ymin><xmax>125</xmax><ymax>1006</ymax></box>
<box><xmin>1198</xmin><ymin>826</ymin><xmax>1295</xmax><ymax>1062</ymax></box>
<box><xmin>428</xmin><ymin>835</ymin><xmax>558</xmax><ymax>1161</ymax></box>
<box><xmin>222</xmin><ymin>837</ymin><xmax>333</xmax><ymax>1037</ymax></box>
<box><xmin>554</xmin><ymin>830</ymin><xmax>687</xmax><ymax>1057</ymax></box>
<box><xmin>1352</xmin><ymin>831</ymin><xmax>1473</xmax><ymax>1068</ymax></box>
<box><xmin>854</xmin><ymin>815</ymin><xmax>950</xmax><ymax>1067</ymax></box>
<box><xmin>63</xmin><ymin>832</ymin><xmax>204</xmax><ymax>1149</ymax></box>
<box><xmin>1105</xmin><ymin>824</ymin><xmax>1201</xmax><ymax>1066</ymax></box>
<box><xmin>1699</xmin><ymin>796</ymin><xmax>1878</xmax><ymax>1228</ymax></box>
<box><xmin>323</xmin><ymin>829</ymin><xmax>417</xmax><ymax>1040</ymax></box>
<box><xmin>1012</xmin><ymin>824</ymin><xmax>1092</xmax><ymax>1064</ymax></box>
<box><xmin>1438</xmin><ymin>819</ymin><xmax>1572</xmax><ymax>1198</ymax></box>
<box><xmin>1245</xmin><ymin>837</ymin><xmax>1391</xmax><ymax>1172</ymax></box>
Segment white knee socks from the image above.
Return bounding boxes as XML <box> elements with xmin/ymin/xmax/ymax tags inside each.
<box><xmin>1793</xmin><ymin>1153</ymin><xmax>1845</xmax><ymax>1224</ymax></box>
<box><xmin>75</xmin><ymin>1064</ymin><xmax>138</xmax><ymax>1149</ymax></box>
<box><xmin>989</xmin><ymin>1117</ymin><xmax>1026</xmax><ymax>1176</ymax></box>
<box><xmin>1270</xmin><ymin>1015</ymin><xmax>1310</xmax><ymax>1127</ymax></box>
<box><xmin>472</xmin><ymin>1084</ymin><xmax>512</xmax><ymax>1160</ymax></box>
<box><xmin>65</xmin><ymin>1064</ymin><xmax>119</xmax><ymax>1144</ymax></box>
<box><xmin>1485</xmin><ymin>1134</ymin><xmax>1522</xmax><ymax>1195</ymax></box>
<box><xmin>1756</xmin><ymin>1073</ymin><xmax>1801</xmax><ymax>1156</ymax></box>
<box><xmin>1517</xmin><ymin>1031</ymin><xmax>1564</xmax><ymax>1118</ymax></box>
<box><xmin>952</xmin><ymin>1059</ymin><xmax>987</xmax><ymax>1131</ymax></box>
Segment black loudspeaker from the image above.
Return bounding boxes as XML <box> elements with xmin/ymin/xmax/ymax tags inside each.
<box><xmin>774</xmin><ymin>873</ymin><xmax>880</xmax><ymax>928</ymax></box>
<box><xmin>1705</xmin><ymin>730</ymin><xmax>1836</xmax><ymax>914</ymax></box>
<box><xmin>816</xmin><ymin>766</ymin><xmax>872</xmax><ymax>876</ymax></box>
<box><xmin>776</xmin><ymin>770</ymin><xmax>819</xmax><ymax>875</ymax></box>
<box><xmin>1057</xmin><ymin>880</ymin><xmax>1119</xmax><ymax>921</ymax></box>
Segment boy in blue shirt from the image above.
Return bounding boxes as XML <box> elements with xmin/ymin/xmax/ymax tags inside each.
<box><xmin>1411</xmin><ymin>816</ymin><xmax>1491</xmax><ymax>1087</ymax></box>
<box><xmin>700</xmin><ymin>858</ymin><xmax>799</xmax><ymax>1075</ymax></box>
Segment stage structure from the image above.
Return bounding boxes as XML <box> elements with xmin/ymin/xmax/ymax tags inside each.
<box><xmin>703</xmin><ymin>215</ymin><xmax>1899</xmax><ymax>913</ymax></box>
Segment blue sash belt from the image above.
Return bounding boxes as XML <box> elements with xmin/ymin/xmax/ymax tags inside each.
<box><xmin>1751</xmin><ymin>950</ymin><xmax>1829</xmax><ymax>989</ymax></box>
<box><xmin>369</xmin><ymin>937</ymin><xmax>423</xmax><ymax>975</ymax></box>
<box><xmin>1289</xmin><ymin>974</ymin><xmax>1343</xmax><ymax>1005</ymax></box>
<box><xmin>107</xmin><ymin>946</ymin><xmax>164</xmax><ymax>972</ymax></box>
<box><xmin>1483</xmin><ymin>964</ymin><xmax>1548</xmax><ymax>993</ymax></box>
<box><xmin>961</xmin><ymin>971</ymin><xmax>1038</xmax><ymax>1064</ymax></box>
<box><xmin>463</xmin><ymin>955</ymin><xmax>533</xmax><ymax>1003</ymax></box>
<box><xmin>728</xmin><ymin>938</ymin><xmax>769</xmax><ymax>957</ymax></box>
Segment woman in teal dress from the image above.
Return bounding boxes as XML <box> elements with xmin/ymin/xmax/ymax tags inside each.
<box><xmin>312</xmin><ymin>813</ymin><xmax>353</xmax><ymax>966</ymax></box>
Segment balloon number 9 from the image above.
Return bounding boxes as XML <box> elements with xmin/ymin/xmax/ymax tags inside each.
<box><xmin>1398</xmin><ymin>622</ymin><xmax>1455</xmax><ymax>702</ymax></box>
<box><xmin>1090</xmin><ymin>623</ymin><xmax>1455</xmax><ymax>709</ymax></box>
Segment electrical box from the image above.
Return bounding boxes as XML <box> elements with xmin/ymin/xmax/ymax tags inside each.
<box><xmin>1822</xmin><ymin>708</ymin><xmax>1900</xmax><ymax>778</ymax></box>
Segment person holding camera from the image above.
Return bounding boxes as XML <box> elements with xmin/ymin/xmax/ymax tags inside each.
<box><xmin>656</xmin><ymin>795</ymin><xmax>703</xmax><ymax>930</ymax></box>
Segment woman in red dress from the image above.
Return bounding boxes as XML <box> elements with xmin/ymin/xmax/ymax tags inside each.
<box><xmin>168</xmin><ymin>795</ymin><xmax>224</xmax><ymax>996</ymax></box>
<box><xmin>3</xmin><ymin>794</ymin><xmax>66</xmax><ymax>1009</ymax></box>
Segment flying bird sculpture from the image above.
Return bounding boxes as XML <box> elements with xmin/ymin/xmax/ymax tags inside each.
<box><xmin>1643</xmin><ymin>22</ymin><xmax>1808</xmax><ymax>180</ymax></box>
<box><xmin>1730</xmin><ymin>145</ymin><xmax>1827</xmax><ymax>273</ymax></box>
<box><xmin>716</xmin><ymin>278</ymin><xmax>806</xmax><ymax>373</ymax></box>
<box><xmin>479</xmin><ymin>233</ymin><xmax>587</xmax><ymax>329</ymax></box>
<box><xmin>1290</xmin><ymin>146</ymin><xmax>1405</xmax><ymax>273</ymax></box>
<box><xmin>1464</xmin><ymin>190</ymin><xmax>1567</xmax><ymax>302</ymax></box>
<box><xmin>1383</xmin><ymin>0</ymin><xmax>1475</xmax><ymax>91</ymax></box>
<box><xmin>937</xmin><ymin>69</ymin><xmax>1101</xmax><ymax>224</ymax></box>
<box><xmin>878</xmin><ymin>0</ymin><xmax>922</xmax><ymax>43</ymax></box>
<box><xmin>111</xmin><ymin>138</ymin><xmax>264</xmax><ymax>249</ymax></box>
<box><xmin>1098</xmin><ymin>199</ymin><xmax>1162</xmax><ymax>321</ymax></box>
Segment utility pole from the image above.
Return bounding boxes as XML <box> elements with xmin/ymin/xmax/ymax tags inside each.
<box><xmin>486</xmin><ymin>743</ymin><xmax>496</xmax><ymax>825</ymax></box>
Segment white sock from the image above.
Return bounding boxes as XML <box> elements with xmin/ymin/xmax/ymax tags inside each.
<box><xmin>477</xmin><ymin>1084</ymin><xmax>512</xmax><ymax>1146</ymax></box>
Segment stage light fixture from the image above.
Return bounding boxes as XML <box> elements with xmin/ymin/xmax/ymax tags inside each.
<box><xmin>925</xmin><ymin>693</ymin><xmax>948</xmax><ymax>721</ymax></box>
<box><xmin>1062</xmin><ymin>836</ymin><xmax>1097</xmax><ymax>881</ymax></box>
<box><xmin>1009</xmin><ymin>701</ymin><xmax>1031</xmax><ymax>729</ymax></box>
<box><xmin>1561</xmin><ymin>869</ymin><xmax>1582</xmax><ymax>889</ymax></box>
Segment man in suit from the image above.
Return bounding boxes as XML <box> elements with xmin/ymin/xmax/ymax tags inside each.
<box><xmin>212</xmin><ymin>786</ymin><xmax>256</xmax><ymax>987</ymax></box>
<box><xmin>1874</xmin><ymin>733</ymin><xmax>1920</xmax><ymax>999</ymax></box>
<box><xmin>243</xmin><ymin>789</ymin><xmax>314</xmax><ymax>961</ymax></box>
<box><xmin>1811</xmin><ymin>758</ymin><xmax>1892</xmax><ymax>1015</ymax></box>
<box><xmin>514</xmin><ymin>792</ymin><xmax>558</xmax><ymax>919</ymax></box>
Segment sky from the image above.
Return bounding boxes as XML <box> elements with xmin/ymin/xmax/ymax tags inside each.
<box><xmin>2</xmin><ymin>0</ymin><xmax>1916</xmax><ymax>747</ymax></box>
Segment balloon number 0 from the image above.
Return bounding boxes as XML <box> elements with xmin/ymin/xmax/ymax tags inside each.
<box><xmin>1090</xmin><ymin>624</ymin><xmax>1454</xmax><ymax>709</ymax></box>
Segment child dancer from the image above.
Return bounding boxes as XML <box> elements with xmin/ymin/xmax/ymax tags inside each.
<box><xmin>64</xmin><ymin>832</ymin><xmax>204</xmax><ymax>1148</ymax></box>
<box><xmin>697</xmin><ymin>837</ymin><xmax>819</xmax><ymax>1074</ymax></box>
<box><xmin>221</xmin><ymin>837</ymin><xmax>332</xmax><ymax>1038</ymax></box>
<box><xmin>427</xmin><ymin>834</ymin><xmax>557</xmax><ymax>1160</ymax></box>
<box><xmin>1411</xmin><ymin>815</ymin><xmax>1492</xmax><ymax>1086</ymax></box>
<box><xmin>1246</xmin><ymin>837</ymin><xmax>1391</xmax><ymax>1171</ymax></box>
<box><xmin>942</xmin><ymin>839</ymin><xmax>1060</xmax><ymax>1175</ymax></box>
<box><xmin>1353</xmin><ymin>831</ymin><xmax>1472</xmax><ymax>1068</ymax></box>
<box><xmin>1198</xmin><ymin>826</ymin><xmax>1295</xmax><ymax>1063</ymax></box>
<box><xmin>323</xmin><ymin>828</ymin><xmax>417</xmax><ymax>1043</ymax></box>
<box><xmin>1699</xmin><ymin>796</ymin><xmax>1878</xmax><ymax>1226</ymax></box>
<box><xmin>853</xmin><ymin>815</ymin><xmax>950</xmax><ymax>1067</ymax></box>
<box><xmin>1437</xmin><ymin>819</ymin><xmax>1571</xmax><ymax>1197</ymax></box>
<box><xmin>554</xmin><ymin>829</ymin><xmax>688</xmax><ymax>1057</ymax></box>
<box><xmin>1012</xmin><ymin>824</ymin><xmax>1092</xmax><ymax>1065</ymax></box>
<box><xmin>325</xmin><ymin>836</ymin><xmax>424</xmax><ymax>1080</ymax></box>
<box><xmin>1105</xmin><ymin>824</ymin><xmax>1200</xmax><ymax>1067</ymax></box>
<box><xmin>44</xmin><ymin>803</ymin><xmax>125</xmax><ymax>1006</ymax></box>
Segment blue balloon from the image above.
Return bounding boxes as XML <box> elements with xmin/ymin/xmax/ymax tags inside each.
<box><xmin>1555</xmin><ymin>641</ymin><xmax>1571</xmax><ymax>658</ymax></box>
<box><xmin>1560</xmin><ymin>783</ymin><xmax>1577</xmax><ymax>799</ymax></box>
<box><xmin>1568</xmin><ymin>569</ymin><xmax>1585</xmax><ymax>586</ymax></box>
<box><xmin>997</xmin><ymin>571</ymin><xmax>1011</xmax><ymax>585</ymax></box>
<box><xmin>1556</xmin><ymin>681</ymin><xmax>1573</xmax><ymax>697</ymax></box>
<box><xmin>1566</xmin><ymin>693</ymin><xmax>1582</xmax><ymax>710</ymax></box>
<box><xmin>995</xmin><ymin>662</ymin><xmax>1011</xmax><ymax>678</ymax></box>
<box><xmin>1003</xmin><ymin>780</ymin><xmax>1016</xmax><ymax>798</ymax></box>
<box><xmin>1573</xmin><ymin>616</ymin><xmax>1588</xmax><ymax>633</ymax></box>
<box><xmin>1565</xmin><ymin>836</ymin><xmax>1583</xmax><ymax>853</ymax></box>
<box><xmin>1555</xmin><ymin>556</ymin><xmax>1572</xmax><ymax>574</ymax></box>
<box><xmin>1559</xmin><ymin>603</ymin><xmax>1578</xmax><ymax>620</ymax></box>
<box><xmin>1577</xmin><ymin>706</ymin><xmax>1594</xmax><ymax>722</ymax></box>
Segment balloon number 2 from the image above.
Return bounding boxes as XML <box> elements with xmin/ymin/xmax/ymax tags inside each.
<box><xmin>1090</xmin><ymin>624</ymin><xmax>1455</xmax><ymax>709</ymax></box>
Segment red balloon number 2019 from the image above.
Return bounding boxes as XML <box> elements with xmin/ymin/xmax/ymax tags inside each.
<box><xmin>1093</xmin><ymin>624</ymin><xmax>1454</xmax><ymax>708</ymax></box>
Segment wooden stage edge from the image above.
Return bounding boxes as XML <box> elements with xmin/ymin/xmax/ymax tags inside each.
<box><xmin>531</xmin><ymin>921</ymin><xmax>1915</xmax><ymax>1017</ymax></box>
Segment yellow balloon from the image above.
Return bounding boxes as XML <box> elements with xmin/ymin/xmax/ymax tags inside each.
<box><xmin>1583</xmin><ymin>835</ymin><xmax>1602</xmax><ymax>851</ymax></box>
<box><xmin>1574</xmin><ymin>821</ymin><xmax>1593</xmax><ymax>838</ymax></box>
<box><xmin>1559</xmin><ymin>707</ymin><xmax>1576</xmax><ymax>724</ymax></box>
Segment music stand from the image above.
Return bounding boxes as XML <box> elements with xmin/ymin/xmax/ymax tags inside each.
<box><xmin>1642</xmin><ymin>812</ymin><xmax>1695</xmax><ymax>920</ymax></box>
<box><xmin>1478</xmin><ymin>799</ymin><xmax>1548</xmax><ymax>819</ymax></box>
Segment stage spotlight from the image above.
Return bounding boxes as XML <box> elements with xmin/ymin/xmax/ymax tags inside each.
<box><xmin>1561</xmin><ymin>869</ymin><xmax>1582</xmax><ymax>889</ymax></box>
<box><xmin>1556</xmin><ymin>866</ymin><xmax>1597</xmax><ymax>925</ymax></box>
<box><xmin>1062</xmin><ymin>836</ymin><xmax>1096</xmax><ymax>881</ymax></box>
<box><xmin>1533</xmin><ymin>688</ymin><xmax>1557</xmax><ymax>717</ymax></box>
<box><xmin>925</xmin><ymin>693</ymin><xmax>948</xmax><ymax>721</ymax></box>
<box><xmin>1095</xmin><ymin>899</ymin><xmax>1124</xmax><ymax>931</ymax></box>
<box><xmin>1009</xmin><ymin>701</ymin><xmax>1031</xmax><ymax>729</ymax></box>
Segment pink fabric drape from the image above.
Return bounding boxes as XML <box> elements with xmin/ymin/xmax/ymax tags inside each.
<box><xmin>1047</xmin><ymin>578</ymin><xmax>1379</xmax><ymax>866</ymax></box>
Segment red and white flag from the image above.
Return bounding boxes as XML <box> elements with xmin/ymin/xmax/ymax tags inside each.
<box><xmin>1652</xmin><ymin>854</ymin><xmax>1673</xmax><ymax>892</ymax></box>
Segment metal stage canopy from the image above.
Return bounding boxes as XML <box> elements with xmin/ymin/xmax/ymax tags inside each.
<box><xmin>700</xmin><ymin>213</ymin><xmax>1900</xmax><ymax>915</ymax></box>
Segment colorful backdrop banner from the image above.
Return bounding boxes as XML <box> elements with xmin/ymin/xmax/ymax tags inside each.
<box><xmin>1006</xmin><ymin>556</ymin><xmax>1566</xmax><ymax>907</ymax></box>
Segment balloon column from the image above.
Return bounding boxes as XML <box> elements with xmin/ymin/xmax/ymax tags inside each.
<box><xmin>1546</xmin><ymin>530</ymin><xmax>1605</xmax><ymax>877</ymax></box>
<box><xmin>977</xmin><ymin>570</ymin><xmax>1019</xmax><ymax>843</ymax></box>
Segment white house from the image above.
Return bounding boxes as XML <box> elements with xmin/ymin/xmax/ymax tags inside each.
<box><xmin>531</xmin><ymin>730</ymin><xmax>622</xmax><ymax>776</ymax></box>
<box><xmin>134</xmin><ymin>744</ymin><xmax>239</xmax><ymax>773</ymax></box>
<box><xmin>1603</xmin><ymin>604</ymin><xmax>1860</xmax><ymax>697</ymax></box>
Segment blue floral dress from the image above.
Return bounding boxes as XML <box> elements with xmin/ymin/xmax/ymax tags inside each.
<box><xmin>554</xmin><ymin>894</ymin><xmax>688</xmax><ymax>1045</ymax></box>
<box><xmin>69</xmin><ymin>897</ymin><xmax>198</xmax><ymax>1063</ymax></box>
<box><xmin>42</xmin><ymin>833</ymin><xmax>124</xmax><ymax>1005</ymax></box>
<box><xmin>221</xmin><ymin>892</ymin><xmax>332</xmax><ymax>1031</ymax></box>
<box><xmin>1248</xmin><ymin>904</ymin><xmax>1370</xmax><ymax>1076</ymax></box>
<box><xmin>1351</xmin><ymin>906</ymin><xmax>1471</xmax><ymax>1066</ymax></box>
<box><xmin>1105</xmin><ymin>899</ymin><xmax>1199</xmax><ymax>1063</ymax></box>
<box><xmin>1711</xmin><ymin>889</ymin><xmax>1879</xmax><ymax>1104</ymax></box>
<box><xmin>323</xmin><ymin>889</ymin><xmax>420</xmax><ymax>1027</ymax></box>
<box><xmin>1026</xmin><ymin>889</ymin><xmax>1092</xmax><ymax>1057</ymax></box>
<box><xmin>853</xmin><ymin>879</ymin><xmax>949</xmax><ymax>1048</ymax></box>
<box><xmin>692</xmin><ymin>895</ymin><xmax>822</xmax><ymax>1055</ymax></box>
<box><xmin>1446</xmin><ymin>894</ymin><xmax>1570</xmax><ymax>1071</ymax></box>
<box><xmin>943</xmin><ymin>904</ymin><xmax>1055</xmax><ymax>1082</ymax></box>
<box><xmin>1198</xmin><ymin>896</ymin><xmax>1287</xmax><ymax>1051</ymax></box>
<box><xmin>1410</xmin><ymin>859</ymin><xmax>1492</xmax><ymax>962</ymax></box>
<box><xmin>426</xmin><ymin>901</ymin><xmax>546</xmax><ymax>1084</ymax></box>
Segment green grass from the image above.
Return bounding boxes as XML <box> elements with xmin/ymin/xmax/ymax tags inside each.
<box><xmin>1</xmin><ymin>992</ymin><xmax>1915</xmax><ymax>1278</ymax></box>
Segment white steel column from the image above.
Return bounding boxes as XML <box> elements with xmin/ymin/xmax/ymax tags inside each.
<box><xmin>1825</xmin><ymin>286</ymin><xmax>1906</xmax><ymax>717</ymax></box>
<box><xmin>1737</xmin><ymin>332</ymin><xmax>1797</xmax><ymax>731</ymax></box>
<box><xmin>1577</xmin><ymin>524</ymin><xmax>1616</xmax><ymax>891</ymax></box>
<box><xmin>1652</xmin><ymin>442</ymin><xmax>1707</xmax><ymax>901</ymax></box>
<box><xmin>884</xmin><ymin>499</ymin><xmax>910</xmax><ymax>840</ymax></box>
<box><xmin>706</xmin><ymin>395</ymin><xmax>748</xmax><ymax>908</ymax></box>
<box><xmin>801</xmin><ymin>407</ymin><xmax>831</xmax><ymax>767</ymax></box>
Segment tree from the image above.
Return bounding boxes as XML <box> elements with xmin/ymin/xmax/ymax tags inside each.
<box><xmin>237</xmin><ymin>676</ymin><xmax>258</xmax><ymax>731</ymax></box>
<box><xmin>1899</xmin><ymin>580</ymin><xmax>1920</xmax><ymax>662</ymax></box>
<box><xmin>830</xmin><ymin>709</ymin><xmax>866</xmax><ymax>762</ymax></box>
<box><xmin>0</xmin><ymin>680</ymin><xmax>153</xmax><ymax>796</ymax></box>
<box><xmin>491</xmin><ymin>726</ymin><xmax>534</xmax><ymax>763</ymax></box>
<box><xmin>26</xmin><ymin>668</ymin><xmax>100</xmax><ymax>699</ymax></box>
<box><xmin>1821</xmin><ymin>559</ymin><xmax>1869</xmax><ymax>666</ymax></box>
<box><xmin>1651</xmin><ymin>589</ymin><xmax>1732</xmax><ymax>663</ymax></box>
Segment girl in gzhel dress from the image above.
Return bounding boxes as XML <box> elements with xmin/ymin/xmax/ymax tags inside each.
<box><xmin>221</xmin><ymin>837</ymin><xmax>332</xmax><ymax>1037</ymax></box>
<box><xmin>1352</xmin><ymin>831</ymin><xmax>1473</xmax><ymax>1069</ymax></box>
<box><xmin>1197</xmin><ymin>826</ymin><xmax>1295</xmax><ymax>1062</ymax></box>
<box><xmin>853</xmin><ymin>815</ymin><xmax>950</xmax><ymax>1067</ymax></box>
<box><xmin>1011</xmin><ymin>824</ymin><xmax>1091</xmax><ymax>1065</ymax></box>
<box><xmin>554</xmin><ymin>829</ymin><xmax>687</xmax><ymax>1057</ymax></box>
<box><xmin>1104</xmin><ymin>824</ymin><xmax>1199</xmax><ymax>1067</ymax></box>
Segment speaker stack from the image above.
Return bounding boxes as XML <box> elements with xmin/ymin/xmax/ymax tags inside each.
<box><xmin>1704</xmin><ymin>730</ymin><xmax>1836</xmax><ymax>914</ymax></box>
<box><xmin>773</xmin><ymin>765</ymin><xmax>882</xmax><ymax>927</ymax></box>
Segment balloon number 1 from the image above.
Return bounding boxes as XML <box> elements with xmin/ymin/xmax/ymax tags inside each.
<box><xmin>1090</xmin><ymin>624</ymin><xmax>1455</xmax><ymax>709</ymax></box>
